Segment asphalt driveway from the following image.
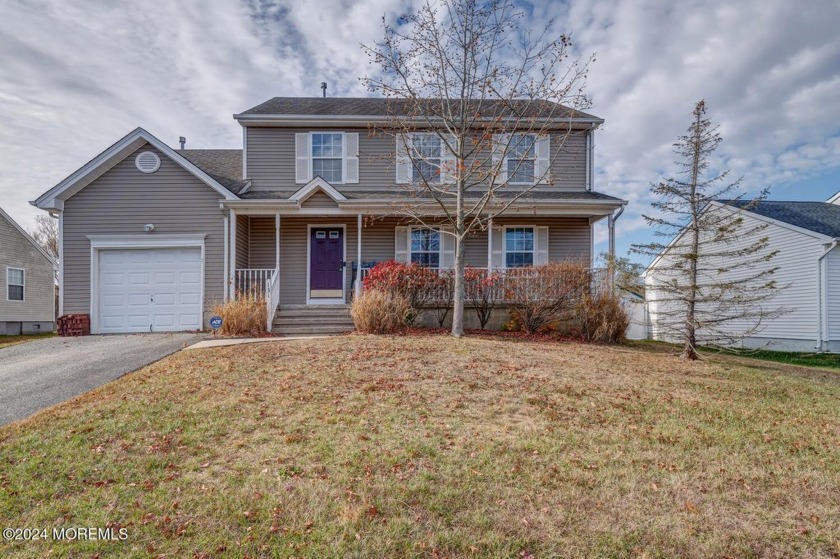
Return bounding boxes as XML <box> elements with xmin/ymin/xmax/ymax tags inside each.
<box><xmin>0</xmin><ymin>333</ymin><xmax>204</xmax><ymax>426</ymax></box>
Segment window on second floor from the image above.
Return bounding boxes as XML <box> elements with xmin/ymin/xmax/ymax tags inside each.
<box><xmin>7</xmin><ymin>267</ymin><xmax>24</xmax><ymax>301</ymax></box>
<box><xmin>410</xmin><ymin>227</ymin><xmax>441</xmax><ymax>268</ymax></box>
<box><xmin>411</xmin><ymin>133</ymin><xmax>442</xmax><ymax>184</ymax></box>
<box><xmin>506</xmin><ymin>134</ymin><xmax>536</xmax><ymax>184</ymax></box>
<box><xmin>311</xmin><ymin>133</ymin><xmax>343</xmax><ymax>183</ymax></box>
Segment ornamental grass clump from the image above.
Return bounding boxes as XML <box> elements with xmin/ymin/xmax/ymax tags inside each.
<box><xmin>210</xmin><ymin>294</ymin><xmax>267</xmax><ymax>337</ymax></box>
<box><xmin>574</xmin><ymin>291</ymin><xmax>629</xmax><ymax>344</ymax></box>
<box><xmin>351</xmin><ymin>289</ymin><xmax>412</xmax><ymax>334</ymax></box>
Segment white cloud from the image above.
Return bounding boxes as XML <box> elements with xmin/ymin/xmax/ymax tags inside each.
<box><xmin>0</xmin><ymin>0</ymin><xmax>838</xmax><ymax>263</ymax></box>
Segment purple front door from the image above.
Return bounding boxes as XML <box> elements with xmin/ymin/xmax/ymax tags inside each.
<box><xmin>310</xmin><ymin>227</ymin><xmax>344</xmax><ymax>299</ymax></box>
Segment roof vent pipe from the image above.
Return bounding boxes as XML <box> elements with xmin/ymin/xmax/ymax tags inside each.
<box><xmin>179</xmin><ymin>136</ymin><xmax>186</xmax><ymax>150</ymax></box>
<box><xmin>321</xmin><ymin>82</ymin><xmax>327</xmax><ymax>98</ymax></box>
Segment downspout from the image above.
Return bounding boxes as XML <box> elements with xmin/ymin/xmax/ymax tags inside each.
<box><xmin>587</xmin><ymin>124</ymin><xmax>596</xmax><ymax>191</ymax></box>
<box><xmin>816</xmin><ymin>239</ymin><xmax>838</xmax><ymax>351</ymax></box>
<box><xmin>608</xmin><ymin>205</ymin><xmax>625</xmax><ymax>293</ymax></box>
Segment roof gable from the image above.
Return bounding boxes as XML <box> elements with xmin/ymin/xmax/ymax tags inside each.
<box><xmin>31</xmin><ymin>128</ymin><xmax>239</xmax><ymax>211</ymax></box>
<box><xmin>289</xmin><ymin>177</ymin><xmax>348</xmax><ymax>204</ymax></box>
<box><xmin>0</xmin><ymin>206</ymin><xmax>56</xmax><ymax>265</ymax></box>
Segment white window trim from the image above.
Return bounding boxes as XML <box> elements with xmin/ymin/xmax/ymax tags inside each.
<box><xmin>409</xmin><ymin>226</ymin><xmax>442</xmax><ymax>268</ymax></box>
<box><xmin>309</xmin><ymin>131</ymin><xmax>345</xmax><ymax>185</ymax></box>
<box><xmin>502</xmin><ymin>225</ymin><xmax>537</xmax><ymax>269</ymax></box>
<box><xmin>87</xmin><ymin>234</ymin><xmax>207</xmax><ymax>334</ymax></box>
<box><xmin>6</xmin><ymin>266</ymin><xmax>25</xmax><ymax>302</ymax></box>
<box><xmin>306</xmin><ymin>223</ymin><xmax>347</xmax><ymax>305</ymax></box>
<box><xmin>409</xmin><ymin>132</ymin><xmax>444</xmax><ymax>185</ymax></box>
<box><xmin>505</xmin><ymin>134</ymin><xmax>537</xmax><ymax>186</ymax></box>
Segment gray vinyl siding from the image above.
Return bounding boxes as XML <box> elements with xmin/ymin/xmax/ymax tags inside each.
<box><xmin>248</xmin><ymin>217</ymin><xmax>276</xmax><ymax>269</ymax></box>
<box><xmin>246</xmin><ymin>127</ymin><xmax>588</xmax><ymax>194</ymax></box>
<box><xmin>0</xmin><ymin>214</ymin><xmax>55</xmax><ymax>323</ymax></box>
<box><xmin>235</xmin><ymin>215</ymin><xmax>249</xmax><ymax>269</ymax></box>
<box><xmin>241</xmin><ymin>216</ymin><xmax>591</xmax><ymax>305</ymax></box>
<box><xmin>301</xmin><ymin>191</ymin><xmax>340</xmax><ymax>208</ymax></box>
<box><xmin>62</xmin><ymin>144</ymin><xmax>226</xmax><ymax>325</ymax></box>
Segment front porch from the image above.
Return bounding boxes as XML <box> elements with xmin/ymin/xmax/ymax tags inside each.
<box><xmin>225</xmin><ymin>208</ymin><xmax>613</xmax><ymax>332</ymax></box>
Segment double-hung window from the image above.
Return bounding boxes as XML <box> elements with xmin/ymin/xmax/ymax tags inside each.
<box><xmin>7</xmin><ymin>267</ymin><xmax>24</xmax><ymax>301</ymax></box>
<box><xmin>311</xmin><ymin>133</ymin><xmax>343</xmax><ymax>183</ymax></box>
<box><xmin>410</xmin><ymin>228</ymin><xmax>441</xmax><ymax>268</ymax></box>
<box><xmin>506</xmin><ymin>134</ymin><xmax>536</xmax><ymax>184</ymax></box>
<box><xmin>412</xmin><ymin>133</ymin><xmax>442</xmax><ymax>184</ymax></box>
<box><xmin>505</xmin><ymin>227</ymin><xmax>535</xmax><ymax>268</ymax></box>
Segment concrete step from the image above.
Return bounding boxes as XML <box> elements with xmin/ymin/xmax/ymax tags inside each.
<box><xmin>272</xmin><ymin>318</ymin><xmax>353</xmax><ymax>328</ymax></box>
<box><xmin>272</xmin><ymin>324</ymin><xmax>355</xmax><ymax>335</ymax></box>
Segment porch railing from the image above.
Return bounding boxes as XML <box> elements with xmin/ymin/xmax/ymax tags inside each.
<box><xmin>265</xmin><ymin>268</ymin><xmax>280</xmax><ymax>332</ymax></box>
<box><xmin>235</xmin><ymin>269</ymin><xmax>275</xmax><ymax>300</ymax></box>
<box><xmin>355</xmin><ymin>265</ymin><xmax>610</xmax><ymax>304</ymax></box>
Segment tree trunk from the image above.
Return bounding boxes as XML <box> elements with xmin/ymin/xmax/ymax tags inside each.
<box><xmin>451</xmin><ymin>189</ymin><xmax>466</xmax><ymax>337</ymax></box>
<box><xmin>682</xmin><ymin>107</ymin><xmax>703</xmax><ymax>361</ymax></box>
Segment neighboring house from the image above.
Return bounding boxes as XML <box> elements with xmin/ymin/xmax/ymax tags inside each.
<box><xmin>646</xmin><ymin>197</ymin><xmax>840</xmax><ymax>352</ymax></box>
<box><xmin>621</xmin><ymin>289</ymin><xmax>648</xmax><ymax>341</ymax></box>
<box><xmin>0</xmin><ymin>206</ymin><xmax>56</xmax><ymax>335</ymax></box>
<box><xmin>31</xmin><ymin>96</ymin><xmax>627</xmax><ymax>334</ymax></box>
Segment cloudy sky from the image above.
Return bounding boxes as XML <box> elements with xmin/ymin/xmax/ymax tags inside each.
<box><xmin>1</xmin><ymin>0</ymin><xmax>838</xmax><ymax>262</ymax></box>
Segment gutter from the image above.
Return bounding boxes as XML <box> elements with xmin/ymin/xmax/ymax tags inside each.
<box><xmin>816</xmin><ymin>239</ymin><xmax>838</xmax><ymax>351</ymax></box>
<box><xmin>232</xmin><ymin>113</ymin><xmax>605</xmax><ymax>129</ymax></box>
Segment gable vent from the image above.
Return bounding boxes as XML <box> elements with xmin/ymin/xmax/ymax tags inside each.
<box><xmin>135</xmin><ymin>151</ymin><xmax>161</xmax><ymax>173</ymax></box>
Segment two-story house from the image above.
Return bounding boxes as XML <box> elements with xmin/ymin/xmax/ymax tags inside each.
<box><xmin>31</xmin><ymin>96</ymin><xmax>626</xmax><ymax>334</ymax></box>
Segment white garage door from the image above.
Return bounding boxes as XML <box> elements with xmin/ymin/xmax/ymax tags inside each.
<box><xmin>98</xmin><ymin>247</ymin><xmax>202</xmax><ymax>333</ymax></box>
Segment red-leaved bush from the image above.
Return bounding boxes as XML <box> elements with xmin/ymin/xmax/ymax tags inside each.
<box><xmin>464</xmin><ymin>267</ymin><xmax>501</xmax><ymax>329</ymax></box>
<box><xmin>363</xmin><ymin>261</ymin><xmax>448</xmax><ymax>323</ymax></box>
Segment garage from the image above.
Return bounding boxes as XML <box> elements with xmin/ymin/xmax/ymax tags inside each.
<box><xmin>97</xmin><ymin>247</ymin><xmax>203</xmax><ymax>333</ymax></box>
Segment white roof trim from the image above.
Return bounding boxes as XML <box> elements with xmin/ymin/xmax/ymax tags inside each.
<box><xmin>0</xmin><ymin>205</ymin><xmax>56</xmax><ymax>266</ymax></box>
<box><xmin>827</xmin><ymin>190</ymin><xmax>840</xmax><ymax>205</ymax></box>
<box><xmin>644</xmin><ymin>200</ymin><xmax>836</xmax><ymax>274</ymax></box>
<box><xmin>31</xmin><ymin>127</ymin><xmax>238</xmax><ymax>211</ymax></box>
<box><xmin>288</xmin><ymin>177</ymin><xmax>347</xmax><ymax>203</ymax></box>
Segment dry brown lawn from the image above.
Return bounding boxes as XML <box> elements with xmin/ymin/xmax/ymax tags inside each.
<box><xmin>1</xmin><ymin>334</ymin><xmax>838</xmax><ymax>558</ymax></box>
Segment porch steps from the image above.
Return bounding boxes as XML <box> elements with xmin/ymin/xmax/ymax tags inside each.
<box><xmin>272</xmin><ymin>305</ymin><xmax>355</xmax><ymax>336</ymax></box>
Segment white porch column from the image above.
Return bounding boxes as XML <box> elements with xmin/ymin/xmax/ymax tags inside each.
<box><xmin>223</xmin><ymin>213</ymin><xmax>229</xmax><ymax>302</ymax></box>
<box><xmin>356</xmin><ymin>213</ymin><xmax>363</xmax><ymax>299</ymax></box>
<box><xmin>487</xmin><ymin>217</ymin><xmax>493</xmax><ymax>272</ymax></box>
<box><xmin>229</xmin><ymin>208</ymin><xmax>237</xmax><ymax>299</ymax></box>
<box><xmin>275</xmin><ymin>213</ymin><xmax>281</xmax><ymax>272</ymax></box>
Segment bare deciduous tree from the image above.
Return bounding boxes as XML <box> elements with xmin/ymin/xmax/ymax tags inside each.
<box><xmin>30</xmin><ymin>214</ymin><xmax>59</xmax><ymax>284</ymax></box>
<box><xmin>362</xmin><ymin>0</ymin><xmax>592</xmax><ymax>336</ymax></box>
<box><xmin>633</xmin><ymin>101</ymin><xmax>785</xmax><ymax>360</ymax></box>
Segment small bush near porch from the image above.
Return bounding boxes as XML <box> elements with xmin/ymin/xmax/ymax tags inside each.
<box><xmin>210</xmin><ymin>294</ymin><xmax>267</xmax><ymax>337</ymax></box>
<box><xmin>1</xmin><ymin>336</ymin><xmax>838</xmax><ymax>558</ymax></box>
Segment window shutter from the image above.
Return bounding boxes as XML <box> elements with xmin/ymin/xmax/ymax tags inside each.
<box><xmin>441</xmin><ymin>134</ymin><xmax>458</xmax><ymax>184</ymax></box>
<box><xmin>394</xmin><ymin>226</ymin><xmax>409</xmax><ymax>262</ymax></box>
<box><xmin>295</xmin><ymin>133</ymin><xmax>310</xmax><ymax>183</ymax></box>
<box><xmin>492</xmin><ymin>134</ymin><xmax>509</xmax><ymax>184</ymax></box>
<box><xmin>535</xmin><ymin>135</ymin><xmax>550</xmax><ymax>184</ymax></box>
<box><xmin>441</xmin><ymin>227</ymin><xmax>456</xmax><ymax>268</ymax></box>
<box><xmin>344</xmin><ymin>133</ymin><xmax>359</xmax><ymax>184</ymax></box>
<box><xmin>536</xmin><ymin>226</ymin><xmax>549</xmax><ymax>265</ymax></box>
<box><xmin>395</xmin><ymin>134</ymin><xmax>411</xmax><ymax>184</ymax></box>
<box><xmin>491</xmin><ymin>226</ymin><xmax>504</xmax><ymax>269</ymax></box>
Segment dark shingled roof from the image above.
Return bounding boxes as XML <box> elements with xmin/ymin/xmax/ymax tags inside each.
<box><xmin>238</xmin><ymin>97</ymin><xmax>601</xmax><ymax>121</ymax></box>
<box><xmin>724</xmin><ymin>200</ymin><xmax>840</xmax><ymax>238</ymax></box>
<box><xmin>179</xmin><ymin>149</ymin><xmax>247</xmax><ymax>194</ymax></box>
